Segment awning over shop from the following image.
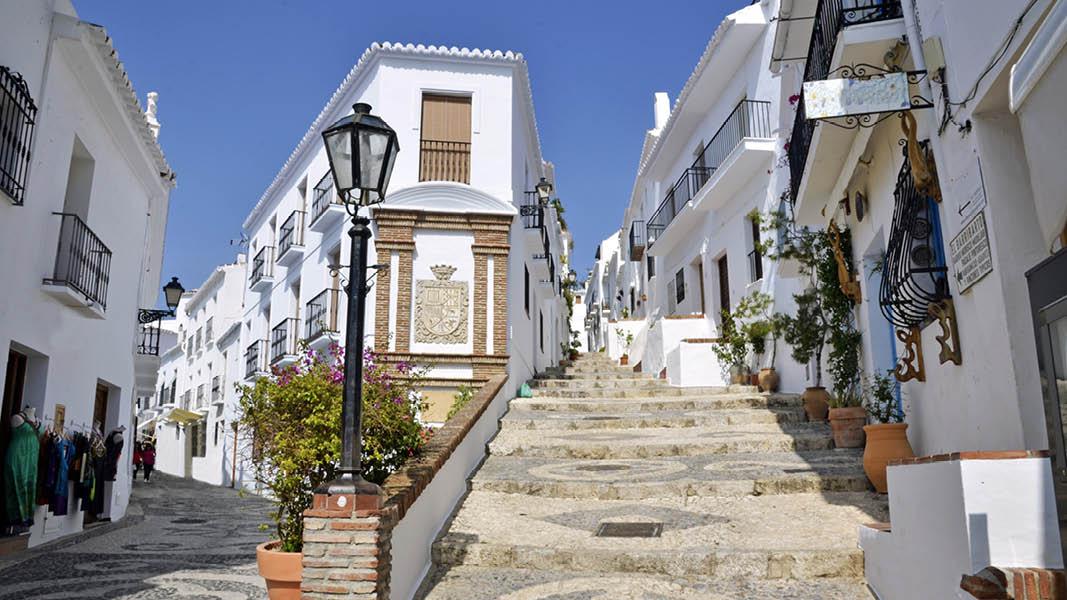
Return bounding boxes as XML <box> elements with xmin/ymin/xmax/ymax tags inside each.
<box><xmin>166</xmin><ymin>408</ymin><xmax>205</xmax><ymax>426</ymax></box>
<box><xmin>771</xmin><ymin>0</ymin><xmax>818</xmax><ymax>70</ymax></box>
<box><xmin>137</xmin><ymin>417</ymin><xmax>156</xmax><ymax>431</ymax></box>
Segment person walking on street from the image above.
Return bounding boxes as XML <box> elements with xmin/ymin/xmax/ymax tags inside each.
<box><xmin>141</xmin><ymin>442</ymin><xmax>156</xmax><ymax>483</ymax></box>
<box><xmin>132</xmin><ymin>441</ymin><xmax>143</xmax><ymax>478</ymax></box>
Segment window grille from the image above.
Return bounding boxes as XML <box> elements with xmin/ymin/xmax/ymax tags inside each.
<box><xmin>0</xmin><ymin>66</ymin><xmax>37</xmax><ymax>205</ymax></box>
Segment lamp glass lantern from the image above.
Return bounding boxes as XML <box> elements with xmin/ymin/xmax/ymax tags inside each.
<box><xmin>163</xmin><ymin>277</ymin><xmax>184</xmax><ymax>314</ymax></box>
<box><xmin>535</xmin><ymin>177</ymin><xmax>553</xmax><ymax>205</ymax></box>
<box><xmin>322</xmin><ymin>103</ymin><xmax>400</xmax><ymax>206</ymax></box>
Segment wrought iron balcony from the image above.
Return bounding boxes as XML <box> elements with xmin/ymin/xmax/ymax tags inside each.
<box><xmin>646</xmin><ymin>100</ymin><xmax>771</xmax><ymax>249</ymax></box>
<box><xmin>629</xmin><ymin>220</ymin><xmax>646</xmax><ymax>261</ymax></box>
<box><xmin>211</xmin><ymin>375</ymin><xmax>222</xmax><ymax>404</ymax></box>
<box><xmin>310</xmin><ymin>172</ymin><xmax>345</xmax><ymax>231</ymax></box>
<box><xmin>0</xmin><ymin>66</ymin><xmax>37</xmax><ymax>206</ymax></box>
<box><xmin>137</xmin><ymin>322</ymin><xmax>161</xmax><ymax>356</ymax></box>
<box><xmin>277</xmin><ymin>210</ymin><xmax>306</xmax><ymax>263</ymax></box>
<box><xmin>249</xmin><ymin>246</ymin><xmax>274</xmax><ymax>290</ymax></box>
<box><xmin>521</xmin><ymin>192</ymin><xmax>544</xmax><ymax>229</ymax></box>
<box><xmin>305</xmin><ymin>288</ymin><xmax>341</xmax><ymax>345</ymax></box>
<box><xmin>43</xmin><ymin>212</ymin><xmax>112</xmax><ymax>310</ymax></box>
<box><xmin>419</xmin><ymin>139</ymin><xmax>471</xmax><ymax>184</ymax></box>
<box><xmin>787</xmin><ymin>0</ymin><xmax>903</xmax><ymax>202</ymax></box>
<box><xmin>270</xmin><ymin>318</ymin><xmax>300</xmax><ymax>365</ymax></box>
<box><xmin>245</xmin><ymin>339</ymin><xmax>268</xmax><ymax>379</ymax></box>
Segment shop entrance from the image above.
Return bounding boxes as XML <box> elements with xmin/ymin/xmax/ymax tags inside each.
<box><xmin>1</xmin><ymin>350</ymin><xmax>29</xmax><ymax>542</ymax></box>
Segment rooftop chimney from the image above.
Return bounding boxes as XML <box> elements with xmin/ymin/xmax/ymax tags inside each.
<box><xmin>145</xmin><ymin>91</ymin><xmax>161</xmax><ymax>139</ymax></box>
<box><xmin>653</xmin><ymin>92</ymin><xmax>671</xmax><ymax>132</ymax></box>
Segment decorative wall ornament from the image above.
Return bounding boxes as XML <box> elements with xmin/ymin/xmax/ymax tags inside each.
<box><xmin>902</xmin><ymin>112</ymin><xmax>942</xmax><ymax>204</ymax></box>
<box><xmin>929</xmin><ymin>298</ymin><xmax>962</xmax><ymax>365</ymax></box>
<box><xmin>829</xmin><ymin>222</ymin><xmax>862</xmax><ymax>304</ymax></box>
<box><xmin>893</xmin><ymin>326</ymin><xmax>925</xmax><ymax>383</ymax></box>
<box><xmin>415</xmin><ymin>264</ymin><xmax>468</xmax><ymax>344</ymax></box>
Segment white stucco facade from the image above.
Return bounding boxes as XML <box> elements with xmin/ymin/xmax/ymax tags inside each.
<box><xmin>0</xmin><ymin>0</ymin><xmax>173</xmax><ymax>547</ymax></box>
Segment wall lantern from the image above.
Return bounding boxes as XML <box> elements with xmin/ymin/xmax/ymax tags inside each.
<box><xmin>535</xmin><ymin>177</ymin><xmax>553</xmax><ymax>205</ymax></box>
<box><xmin>322</xmin><ymin>103</ymin><xmax>399</xmax><ymax>207</ymax></box>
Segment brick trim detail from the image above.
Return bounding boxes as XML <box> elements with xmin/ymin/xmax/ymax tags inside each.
<box><xmin>960</xmin><ymin>566</ymin><xmax>1066</xmax><ymax>599</ymax></box>
<box><xmin>889</xmin><ymin>450</ymin><xmax>1050</xmax><ymax>468</ymax></box>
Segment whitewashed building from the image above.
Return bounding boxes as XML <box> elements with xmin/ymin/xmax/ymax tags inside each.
<box><xmin>147</xmin><ymin>257</ymin><xmax>247</xmax><ymax>487</ymax></box>
<box><xmin>0</xmin><ymin>0</ymin><xmax>174</xmax><ymax>547</ymax></box>
<box><xmin>240</xmin><ymin>42</ymin><xmax>568</xmax><ymax>424</ymax></box>
<box><xmin>584</xmin><ymin>231</ymin><xmax>621</xmax><ymax>353</ymax></box>
<box><xmin>773</xmin><ymin>0</ymin><xmax>1067</xmax><ymax>594</ymax></box>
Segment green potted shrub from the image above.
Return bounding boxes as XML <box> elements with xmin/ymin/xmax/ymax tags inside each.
<box><xmin>735</xmin><ymin>292</ymin><xmax>784</xmax><ymax>392</ymax></box>
<box><xmin>568</xmin><ymin>330</ymin><xmax>582</xmax><ymax>361</ymax></box>
<box><xmin>862</xmin><ymin>372</ymin><xmax>914</xmax><ymax>493</ymax></box>
<box><xmin>828</xmin><ymin>379</ymin><xmax>866</xmax><ymax>448</ymax></box>
<box><xmin>712</xmin><ymin>309</ymin><xmax>750</xmax><ymax>384</ymax></box>
<box><xmin>615</xmin><ymin>328</ymin><xmax>634</xmax><ymax>366</ymax></box>
<box><xmin>240</xmin><ymin>345</ymin><xmax>428</xmax><ymax>598</ymax></box>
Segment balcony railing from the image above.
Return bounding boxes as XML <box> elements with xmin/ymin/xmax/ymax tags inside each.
<box><xmin>196</xmin><ymin>384</ymin><xmax>205</xmax><ymax>409</ymax></box>
<box><xmin>44</xmin><ymin>212</ymin><xmax>112</xmax><ymax>309</ymax></box>
<box><xmin>181</xmin><ymin>390</ymin><xmax>191</xmax><ymax>410</ymax></box>
<box><xmin>311</xmin><ymin>173</ymin><xmax>343</xmax><ymax>223</ymax></box>
<box><xmin>270</xmin><ymin>318</ymin><xmax>300</xmax><ymax>364</ymax></box>
<box><xmin>245</xmin><ymin>339</ymin><xmax>268</xmax><ymax>378</ymax></box>
<box><xmin>646</xmin><ymin>100</ymin><xmax>771</xmax><ymax>247</ymax></box>
<box><xmin>211</xmin><ymin>376</ymin><xmax>221</xmax><ymax>403</ymax></box>
<box><xmin>250</xmin><ymin>246</ymin><xmax>274</xmax><ymax>288</ymax></box>
<box><xmin>278</xmin><ymin>210</ymin><xmax>306</xmax><ymax>257</ymax></box>
<box><xmin>788</xmin><ymin>0</ymin><xmax>903</xmax><ymax>201</ymax></box>
<box><xmin>0</xmin><ymin>66</ymin><xmax>37</xmax><ymax>206</ymax></box>
<box><xmin>138</xmin><ymin>322</ymin><xmax>160</xmax><ymax>356</ymax></box>
<box><xmin>521</xmin><ymin>192</ymin><xmax>544</xmax><ymax>229</ymax></box>
<box><xmin>305</xmin><ymin>288</ymin><xmax>340</xmax><ymax>342</ymax></box>
<box><xmin>629</xmin><ymin>220</ymin><xmax>646</xmax><ymax>261</ymax></box>
<box><xmin>419</xmin><ymin>139</ymin><xmax>471</xmax><ymax>184</ymax></box>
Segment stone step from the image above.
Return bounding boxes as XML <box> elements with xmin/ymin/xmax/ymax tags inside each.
<box><xmin>533</xmin><ymin>371</ymin><xmax>650</xmax><ymax>381</ymax></box>
<box><xmin>469</xmin><ymin>450</ymin><xmax>870</xmax><ymax>500</ymax></box>
<box><xmin>422</xmin><ymin>566</ymin><xmax>876</xmax><ymax>599</ymax></box>
<box><xmin>431</xmin><ymin>491</ymin><xmax>886</xmax><ymax>580</ymax></box>
<box><xmin>488</xmin><ymin>424</ymin><xmax>834</xmax><ymax>459</ymax></box>
<box><xmin>530</xmin><ymin>385</ymin><xmax>758</xmax><ymax>398</ymax></box>
<box><xmin>500</xmin><ymin>407</ymin><xmax>807</xmax><ymax>430</ymax></box>
<box><xmin>510</xmin><ymin>393</ymin><xmax>803</xmax><ymax>413</ymax></box>
<box><xmin>529</xmin><ymin>378</ymin><xmax>669</xmax><ymax>390</ymax></box>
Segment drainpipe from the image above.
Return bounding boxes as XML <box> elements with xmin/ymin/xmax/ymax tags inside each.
<box><xmin>900</xmin><ymin>0</ymin><xmax>932</xmax><ymax>97</ymax></box>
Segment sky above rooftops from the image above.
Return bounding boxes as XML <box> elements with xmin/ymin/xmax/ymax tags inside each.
<box><xmin>74</xmin><ymin>0</ymin><xmax>740</xmax><ymax>293</ymax></box>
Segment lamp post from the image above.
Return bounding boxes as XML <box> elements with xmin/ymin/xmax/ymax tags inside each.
<box><xmin>138</xmin><ymin>276</ymin><xmax>185</xmax><ymax>323</ymax></box>
<box><xmin>535</xmin><ymin>177</ymin><xmax>553</xmax><ymax>205</ymax></box>
<box><xmin>319</xmin><ymin>103</ymin><xmax>399</xmax><ymax>496</ymax></box>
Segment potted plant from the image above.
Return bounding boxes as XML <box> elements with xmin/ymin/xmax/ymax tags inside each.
<box><xmin>828</xmin><ymin>379</ymin><xmax>866</xmax><ymax>448</ymax></box>
<box><xmin>568</xmin><ymin>330</ymin><xmax>582</xmax><ymax>361</ymax></box>
<box><xmin>862</xmin><ymin>372</ymin><xmax>914</xmax><ymax>493</ymax></box>
<box><xmin>712</xmin><ymin>309</ymin><xmax>750</xmax><ymax>384</ymax></box>
<box><xmin>615</xmin><ymin>328</ymin><xmax>634</xmax><ymax>365</ymax></box>
<box><xmin>736</xmin><ymin>292</ymin><xmax>783</xmax><ymax>392</ymax></box>
<box><xmin>239</xmin><ymin>346</ymin><xmax>429</xmax><ymax>598</ymax></box>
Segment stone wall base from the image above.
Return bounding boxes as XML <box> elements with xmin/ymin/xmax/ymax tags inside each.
<box><xmin>301</xmin><ymin>491</ymin><xmax>396</xmax><ymax>599</ymax></box>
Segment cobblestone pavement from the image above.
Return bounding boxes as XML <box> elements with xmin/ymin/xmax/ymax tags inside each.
<box><xmin>0</xmin><ymin>474</ymin><xmax>273</xmax><ymax>599</ymax></box>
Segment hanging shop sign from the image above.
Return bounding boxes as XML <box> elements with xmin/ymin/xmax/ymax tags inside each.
<box><xmin>949</xmin><ymin>212</ymin><xmax>993</xmax><ymax>293</ymax></box>
<box><xmin>804</xmin><ymin>72</ymin><xmax>911</xmax><ymax>120</ymax></box>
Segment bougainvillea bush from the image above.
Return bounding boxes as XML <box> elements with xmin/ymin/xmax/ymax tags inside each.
<box><xmin>238</xmin><ymin>344</ymin><xmax>429</xmax><ymax>552</ymax></box>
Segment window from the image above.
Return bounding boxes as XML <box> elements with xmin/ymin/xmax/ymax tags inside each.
<box><xmin>748</xmin><ymin>217</ymin><xmax>763</xmax><ymax>282</ymax></box>
<box><xmin>717</xmin><ymin>255</ymin><xmax>730</xmax><ymax>315</ymax></box>
<box><xmin>205</xmin><ymin>318</ymin><xmax>214</xmax><ymax>344</ymax></box>
<box><xmin>419</xmin><ymin>94</ymin><xmax>472</xmax><ymax>183</ymax></box>
<box><xmin>674</xmin><ymin>269</ymin><xmax>686</xmax><ymax>304</ymax></box>
<box><xmin>647</xmin><ymin>254</ymin><xmax>656</xmax><ymax>279</ymax></box>
<box><xmin>0</xmin><ymin>66</ymin><xmax>38</xmax><ymax>205</ymax></box>
<box><xmin>539</xmin><ymin>310</ymin><xmax>544</xmax><ymax>352</ymax></box>
<box><xmin>524</xmin><ymin>265</ymin><xmax>530</xmax><ymax>317</ymax></box>
<box><xmin>214</xmin><ymin>421</ymin><xmax>222</xmax><ymax>447</ymax></box>
<box><xmin>191</xmin><ymin>421</ymin><xmax>206</xmax><ymax>457</ymax></box>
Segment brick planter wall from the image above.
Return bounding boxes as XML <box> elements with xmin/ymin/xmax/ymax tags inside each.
<box><xmin>301</xmin><ymin>374</ymin><xmax>508</xmax><ymax>599</ymax></box>
<box><xmin>960</xmin><ymin>566</ymin><xmax>1067</xmax><ymax>599</ymax></box>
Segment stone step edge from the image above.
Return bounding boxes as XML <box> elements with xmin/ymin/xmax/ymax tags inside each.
<box><xmin>470</xmin><ymin>473</ymin><xmax>872</xmax><ymax>499</ymax></box>
<box><xmin>431</xmin><ymin>542</ymin><xmax>865</xmax><ymax>580</ymax></box>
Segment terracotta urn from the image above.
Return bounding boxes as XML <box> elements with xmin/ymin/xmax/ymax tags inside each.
<box><xmin>862</xmin><ymin>423</ymin><xmax>915</xmax><ymax>493</ymax></box>
<box><xmin>256</xmin><ymin>540</ymin><xmax>302</xmax><ymax>600</ymax></box>
<box><xmin>758</xmin><ymin>368</ymin><xmax>780</xmax><ymax>392</ymax></box>
<box><xmin>620</xmin><ymin>354</ymin><xmax>629</xmax><ymax>366</ymax></box>
<box><xmin>829</xmin><ymin>406</ymin><xmax>867</xmax><ymax>448</ymax></box>
<box><xmin>801</xmin><ymin>386</ymin><xmax>830</xmax><ymax>422</ymax></box>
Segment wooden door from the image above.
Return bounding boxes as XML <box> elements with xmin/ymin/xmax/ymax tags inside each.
<box><xmin>93</xmin><ymin>384</ymin><xmax>109</xmax><ymax>431</ymax></box>
<box><xmin>697</xmin><ymin>261</ymin><xmax>707</xmax><ymax>316</ymax></box>
<box><xmin>717</xmin><ymin>255</ymin><xmax>730</xmax><ymax>316</ymax></box>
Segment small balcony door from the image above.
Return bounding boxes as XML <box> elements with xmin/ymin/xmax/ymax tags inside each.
<box><xmin>420</xmin><ymin>94</ymin><xmax>472</xmax><ymax>184</ymax></box>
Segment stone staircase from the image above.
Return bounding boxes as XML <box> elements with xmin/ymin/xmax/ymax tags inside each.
<box><xmin>420</xmin><ymin>353</ymin><xmax>886</xmax><ymax>598</ymax></box>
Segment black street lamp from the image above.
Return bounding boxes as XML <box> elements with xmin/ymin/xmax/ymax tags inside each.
<box><xmin>138</xmin><ymin>276</ymin><xmax>185</xmax><ymax>323</ymax></box>
<box><xmin>535</xmin><ymin>177</ymin><xmax>553</xmax><ymax>205</ymax></box>
<box><xmin>319</xmin><ymin>103</ymin><xmax>399</xmax><ymax>496</ymax></box>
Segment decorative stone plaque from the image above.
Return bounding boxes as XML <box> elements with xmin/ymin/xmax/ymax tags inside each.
<box><xmin>415</xmin><ymin>264</ymin><xmax>468</xmax><ymax>344</ymax></box>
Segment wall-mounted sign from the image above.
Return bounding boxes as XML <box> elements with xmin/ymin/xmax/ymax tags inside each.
<box><xmin>803</xmin><ymin>72</ymin><xmax>911</xmax><ymax>120</ymax></box>
<box><xmin>949</xmin><ymin>151</ymin><xmax>988</xmax><ymax>223</ymax></box>
<box><xmin>949</xmin><ymin>212</ymin><xmax>993</xmax><ymax>293</ymax></box>
<box><xmin>53</xmin><ymin>404</ymin><xmax>65</xmax><ymax>433</ymax></box>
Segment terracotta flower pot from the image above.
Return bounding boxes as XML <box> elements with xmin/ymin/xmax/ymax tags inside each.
<box><xmin>749</xmin><ymin>373</ymin><xmax>760</xmax><ymax>386</ymax></box>
<box><xmin>758</xmin><ymin>368</ymin><xmax>780</xmax><ymax>392</ymax></box>
<box><xmin>801</xmin><ymin>387</ymin><xmax>830</xmax><ymax>422</ymax></box>
<box><xmin>829</xmin><ymin>406</ymin><xmax>867</xmax><ymax>448</ymax></box>
<box><xmin>729</xmin><ymin>365</ymin><xmax>751</xmax><ymax>385</ymax></box>
<box><xmin>257</xmin><ymin>540</ymin><xmax>302</xmax><ymax>600</ymax></box>
<box><xmin>863</xmin><ymin>423</ymin><xmax>915</xmax><ymax>493</ymax></box>
<box><xmin>620</xmin><ymin>354</ymin><xmax>629</xmax><ymax>366</ymax></box>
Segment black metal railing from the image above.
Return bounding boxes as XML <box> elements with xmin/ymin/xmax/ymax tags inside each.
<box><xmin>211</xmin><ymin>376</ymin><xmax>221</xmax><ymax>403</ymax></box>
<box><xmin>278</xmin><ymin>210</ymin><xmax>305</xmax><ymax>257</ymax></box>
<box><xmin>647</xmin><ymin>100</ymin><xmax>771</xmax><ymax>247</ymax></box>
<box><xmin>748</xmin><ymin>248</ymin><xmax>764</xmax><ymax>282</ymax></box>
<box><xmin>138</xmin><ymin>322</ymin><xmax>160</xmax><ymax>355</ymax></box>
<box><xmin>45</xmin><ymin>213</ymin><xmax>112</xmax><ymax>309</ymax></box>
<box><xmin>270</xmin><ymin>318</ymin><xmax>299</xmax><ymax>364</ymax></box>
<box><xmin>306</xmin><ymin>288</ymin><xmax>340</xmax><ymax>341</ymax></box>
<box><xmin>788</xmin><ymin>0</ymin><xmax>903</xmax><ymax>202</ymax></box>
<box><xmin>629</xmin><ymin>220</ymin><xmax>646</xmax><ymax>261</ymax></box>
<box><xmin>1</xmin><ymin>66</ymin><xmax>37</xmax><ymax>206</ymax></box>
<box><xmin>245</xmin><ymin>340</ymin><xmax>267</xmax><ymax>378</ymax></box>
<box><xmin>419</xmin><ymin>139</ymin><xmax>471</xmax><ymax>184</ymax></box>
<box><xmin>250</xmin><ymin>246</ymin><xmax>274</xmax><ymax>288</ymax></box>
<box><xmin>521</xmin><ymin>192</ymin><xmax>544</xmax><ymax>229</ymax></box>
<box><xmin>311</xmin><ymin>173</ymin><xmax>343</xmax><ymax>223</ymax></box>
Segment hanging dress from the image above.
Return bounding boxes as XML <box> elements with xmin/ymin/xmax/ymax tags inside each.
<box><xmin>3</xmin><ymin>420</ymin><xmax>40</xmax><ymax>525</ymax></box>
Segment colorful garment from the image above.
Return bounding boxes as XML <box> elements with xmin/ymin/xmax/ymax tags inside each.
<box><xmin>47</xmin><ymin>437</ymin><xmax>74</xmax><ymax>516</ymax></box>
<box><xmin>3</xmin><ymin>421</ymin><xmax>40</xmax><ymax>525</ymax></box>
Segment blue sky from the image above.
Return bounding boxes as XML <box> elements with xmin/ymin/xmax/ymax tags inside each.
<box><xmin>74</xmin><ymin>0</ymin><xmax>740</xmax><ymax>293</ymax></box>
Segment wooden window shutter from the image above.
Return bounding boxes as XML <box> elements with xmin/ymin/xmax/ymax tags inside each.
<box><xmin>420</xmin><ymin>94</ymin><xmax>471</xmax><ymax>183</ymax></box>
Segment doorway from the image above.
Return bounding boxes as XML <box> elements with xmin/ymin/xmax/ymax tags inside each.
<box><xmin>717</xmin><ymin>255</ymin><xmax>730</xmax><ymax>317</ymax></box>
<box><xmin>1</xmin><ymin>351</ymin><xmax>28</xmax><ymax>534</ymax></box>
<box><xmin>83</xmin><ymin>384</ymin><xmax>110</xmax><ymax>525</ymax></box>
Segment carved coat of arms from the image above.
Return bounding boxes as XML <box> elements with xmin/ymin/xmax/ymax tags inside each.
<box><xmin>415</xmin><ymin>264</ymin><xmax>468</xmax><ymax>344</ymax></box>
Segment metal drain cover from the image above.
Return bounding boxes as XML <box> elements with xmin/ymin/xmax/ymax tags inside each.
<box><xmin>172</xmin><ymin>518</ymin><xmax>206</xmax><ymax>524</ymax></box>
<box><xmin>594</xmin><ymin>522</ymin><xmax>663</xmax><ymax>538</ymax></box>
<box><xmin>576</xmin><ymin>464</ymin><xmax>631</xmax><ymax>472</ymax></box>
<box><xmin>582</xmin><ymin>416</ymin><xmax>620</xmax><ymax>421</ymax></box>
